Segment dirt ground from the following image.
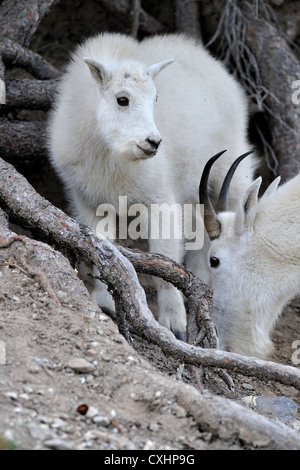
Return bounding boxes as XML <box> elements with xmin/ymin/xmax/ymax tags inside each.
<box><xmin>1</xmin><ymin>0</ymin><xmax>300</xmax><ymax>452</ymax></box>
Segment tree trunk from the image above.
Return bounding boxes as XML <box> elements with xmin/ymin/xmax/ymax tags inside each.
<box><xmin>241</xmin><ymin>1</ymin><xmax>300</xmax><ymax>182</ymax></box>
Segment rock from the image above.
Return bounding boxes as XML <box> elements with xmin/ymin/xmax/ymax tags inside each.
<box><xmin>4</xmin><ymin>391</ymin><xmax>18</xmax><ymax>400</ymax></box>
<box><xmin>0</xmin><ymin>340</ymin><xmax>6</xmax><ymax>364</ymax></box>
<box><xmin>44</xmin><ymin>438</ymin><xmax>74</xmax><ymax>450</ymax></box>
<box><xmin>242</xmin><ymin>395</ymin><xmax>298</xmax><ymax>425</ymax></box>
<box><xmin>93</xmin><ymin>415</ymin><xmax>111</xmax><ymax>427</ymax></box>
<box><xmin>67</xmin><ymin>358</ymin><xmax>95</xmax><ymax>373</ymax></box>
<box><xmin>27</xmin><ymin>423</ymin><xmax>56</xmax><ymax>441</ymax></box>
<box><xmin>241</xmin><ymin>382</ymin><xmax>255</xmax><ymax>391</ymax></box>
<box><xmin>85</xmin><ymin>406</ymin><xmax>99</xmax><ymax>418</ymax></box>
<box><xmin>256</xmin><ymin>396</ymin><xmax>298</xmax><ymax>424</ymax></box>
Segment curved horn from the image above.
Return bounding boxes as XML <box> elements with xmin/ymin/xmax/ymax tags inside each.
<box><xmin>216</xmin><ymin>150</ymin><xmax>254</xmax><ymax>213</ymax></box>
<box><xmin>199</xmin><ymin>150</ymin><xmax>227</xmax><ymax>240</ymax></box>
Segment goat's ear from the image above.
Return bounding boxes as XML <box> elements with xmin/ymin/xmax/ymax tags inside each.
<box><xmin>262</xmin><ymin>176</ymin><xmax>281</xmax><ymax>198</ymax></box>
<box><xmin>234</xmin><ymin>177</ymin><xmax>262</xmax><ymax>235</ymax></box>
<box><xmin>83</xmin><ymin>57</ymin><xmax>111</xmax><ymax>85</ymax></box>
<box><xmin>147</xmin><ymin>59</ymin><xmax>174</xmax><ymax>79</ymax></box>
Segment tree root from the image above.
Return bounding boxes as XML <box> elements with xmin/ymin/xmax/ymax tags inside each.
<box><xmin>0</xmin><ymin>157</ymin><xmax>300</xmax><ymax>391</ymax></box>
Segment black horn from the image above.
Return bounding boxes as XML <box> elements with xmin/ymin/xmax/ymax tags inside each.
<box><xmin>199</xmin><ymin>150</ymin><xmax>227</xmax><ymax>240</ymax></box>
<box><xmin>199</xmin><ymin>150</ymin><xmax>254</xmax><ymax>241</ymax></box>
<box><xmin>216</xmin><ymin>150</ymin><xmax>254</xmax><ymax>213</ymax></box>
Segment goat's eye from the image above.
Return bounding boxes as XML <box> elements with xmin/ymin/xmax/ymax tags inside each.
<box><xmin>210</xmin><ymin>256</ymin><xmax>220</xmax><ymax>268</ymax></box>
<box><xmin>117</xmin><ymin>97</ymin><xmax>129</xmax><ymax>106</ymax></box>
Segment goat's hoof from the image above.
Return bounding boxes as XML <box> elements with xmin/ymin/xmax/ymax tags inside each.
<box><xmin>100</xmin><ymin>306</ymin><xmax>117</xmax><ymax>322</ymax></box>
<box><xmin>174</xmin><ymin>331</ymin><xmax>186</xmax><ymax>342</ymax></box>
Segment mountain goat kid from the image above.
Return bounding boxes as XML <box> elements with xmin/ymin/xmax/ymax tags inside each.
<box><xmin>48</xmin><ymin>33</ymin><xmax>256</xmax><ymax>340</ymax></box>
<box><xmin>201</xmin><ymin>151</ymin><xmax>300</xmax><ymax>359</ymax></box>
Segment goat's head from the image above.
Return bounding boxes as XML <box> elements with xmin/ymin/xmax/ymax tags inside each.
<box><xmin>83</xmin><ymin>57</ymin><xmax>174</xmax><ymax>161</ymax></box>
<box><xmin>200</xmin><ymin>151</ymin><xmax>300</xmax><ymax>359</ymax></box>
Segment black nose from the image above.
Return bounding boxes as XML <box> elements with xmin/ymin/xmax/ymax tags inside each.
<box><xmin>146</xmin><ymin>138</ymin><xmax>162</xmax><ymax>150</ymax></box>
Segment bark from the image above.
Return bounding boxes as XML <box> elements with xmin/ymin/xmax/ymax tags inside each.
<box><xmin>0</xmin><ymin>0</ymin><xmax>60</xmax><ymax>105</ymax></box>
<box><xmin>0</xmin><ymin>0</ymin><xmax>58</xmax><ymax>47</ymax></box>
<box><xmin>241</xmin><ymin>1</ymin><xmax>300</xmax><ymax>181</ymax></box>
<box><xmin>1</xmin><ymin>157</ymin><xmax>300</xmax><ymax>392</ymax></box>
<box><xmin>4</xmin><ymin>77</ymin><xmax>57</xmax><ymax>110</ymax></box>
<box><xmin>0</xmin><ymin>39</ymin><xmax>60</xmax><ymax>80</ymax></box>
<box><xmin>175</xmin><ymin>0</ymin><xmax>202</xmax><ymax>39</ymax></box>
<box><xmin>118</xmin><ymin>246</ymin><xmax>216</xmax><ymax>348</ymax></box>
<box><xmin>100</xmin><ymin>0</ymin><xmax>167</xmax><ymax>35</ymax></box>
<box><xmin>177</xmin><ymin>389</ymin><xmax>300</xmax><ymax>450</ymax></box>
<box><xmin>0</xmin><ymin>121</ymin><xmax>48</xmax><ymax>160</ymax></box>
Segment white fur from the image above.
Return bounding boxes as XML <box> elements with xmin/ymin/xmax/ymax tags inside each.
<box><xmin>48</xmin><ymin>33</ymin><xmax>255</xmax><ymax>338</ymax></box>
<box><xmin>209</xmin><ymin>174</ymin><xmax>300</xmax><ymax>358</ymax></box>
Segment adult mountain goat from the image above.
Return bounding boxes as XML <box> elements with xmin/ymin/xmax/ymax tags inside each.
<box><xmin>201</xmin><ymin>151</ymin><xmax>300</xmax><ymax>359</ymax></box>
<box><xmin>48</xmin><ymin>33</ymin><xmax>256</xmax><ymax>341</ymax></box>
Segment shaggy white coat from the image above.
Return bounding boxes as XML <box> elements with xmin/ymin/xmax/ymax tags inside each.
<box><xmin>49</xmin><ymin>33</ymin><xmax>256</xmax><ymax>339</ymax></box>
<box><xmin>210</xmin><ymin>173</ymin><xmax>300</xmax><ymax>358</ymax></box>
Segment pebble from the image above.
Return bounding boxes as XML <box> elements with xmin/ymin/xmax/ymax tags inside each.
<box><xmin>27</xmin><ymin>423</ymin><xmax>56</xmax><ymax>441</ymax></box>
<box><xmin>242</xmin><ymin>395</ymin><xmax>298</xmax><ymax>425</ymax></box>
<box><xmin>0</xmin><ymin>340</ymin><xmax>6</xmax><ymax>364</ymax></box>
<box><xmin>85</xmin><ymin>406</ymin><xmax>99</xmax><ymax>418</ymax></box>
<box><xmin>143</xmin><ymin>439</ymin><xmax>156</xmax><ymax>450</ymax></box>
<box><xmin>241</xmin><ymin>382</ymin><xmax>255</xmax><ymax>391</ymax></box>
<box><xmin>50</xmin><ymin>417</ymin><xmax>68</xmax><ymax>430</ymax></box>
<box><xmin>256</xmin><ymin>396</ymin><xmax>298</xmax><ymax>424</ymax></box>
<box><xmin>67</xmin><ymin>358</ymin><xmax>95</xmax><ymax>374</ymax></box>
<box><xmin>4</xmin><ymin>391</ymin><xmax>18</xmax><ymax>400</ymax></box>
<box><xmin>44</xmin><ymin>438</ymin><xmax>73</xmax><ymax>450</ymax></box>
<box><xmin>93</xmin><ymin>415</ymin><xmax>111</xmax><ymax>427</ymax></box>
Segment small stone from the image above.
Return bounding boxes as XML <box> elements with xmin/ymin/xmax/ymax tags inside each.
<box><xmin>143</xmin><ymin>440</ymin><xmax>156</xmax><ymax>450</ymax></box>
<box><xmin>4</xmin><ymin>430</ymin><xmax>14</xmax><ymax>442</ymax></box>
<box><xmin>242</xmin><ymin>395</ymin><xmax>298</xmax><ymax>425</ymax></box>
<box><xmin>85</xmin><ymin>406</ymin><xmax>99</xmax><ymax>418</ymax></box>
<box><xmin>241</xmin><ymin>383</ymin><xmax>255</xmax><ymax>391</ymax></box>
<box><xmin>293</xmin><ymin>420</ymin><xmax>300</xmax><ymax>431</ymax></box>
<box><xmin>125</xmin><ymin>441</ymin><xmax>136</xmax><ymax>450</ymax></box>
<box><xmin>93</xmin><ymin>415</ymin><xmax>110</xmax><ymax>427</ymax></box>
<box><xmin>256</xmin><ymin>396</ymin><xmax>298</xmax><ymax>424</ymax></box>
<box><xmin>86</xmin><ymin>348</ymin><xmax>97</xmax><ymax>356</ymax></box>
<box><xmin>44</xmin><ymin>438</ymin><xmax>73</xmax><ymax>450</ymax></box>
<box><xmin>19</xmin><ymin>393</ymin><xmax>30</xmax><ymax>401</ymax></box>
<box><xmin>0</xmin><ymin>340</ymin><xmax>6</xmax><ymax>364</ymax></box>
<box><xmin>67</xmin><ymin>358</ymin><xmax>95</xmax><ymax>373</ymax></box>
<box><xmin>28</xmin><ymin>423</ymin><xmax>55</xmax><ymax>441</ymax></box>
<box><xmin>28</xmin><ymin>363</ymin><xmax>40</xmax><ymax>374</ymax></box>
<box><xmin>4</xmin><ymin>391</ymin><xmax>18</xmax><ymax>400</ymax></box>
<box><xmin>148</xmin><ymin>423</ymin><xmax>159</xmax><ymax>432</ymax></box>
<box><xmin>50</xmin><ymin>418</ymin><xmax>67</xmax><ymax>430</ymax></box>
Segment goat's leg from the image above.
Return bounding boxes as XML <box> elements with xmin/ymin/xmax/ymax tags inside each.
<box><xmin>73</xmin><ymin>195</ymin><xmax>116</xmax><ymax>311</ymax></box>
<box><xmin>149</xmin><ymin>208</ymin><xmax>186</xmax><ymax>340</ymax></box>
